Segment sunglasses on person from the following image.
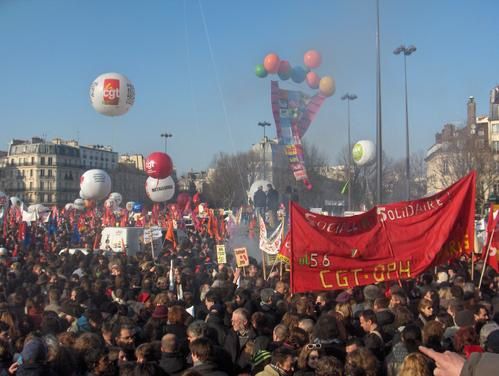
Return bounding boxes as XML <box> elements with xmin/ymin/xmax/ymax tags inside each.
<box><xmin>306</xmin><ymin>343</ymin><xmax>322</xmax><ymax>350</ymax></box>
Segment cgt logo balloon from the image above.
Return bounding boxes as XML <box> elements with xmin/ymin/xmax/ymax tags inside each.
<box><xmin>144</xmin><ymin>152</ymin><xmax>173</xmax><ymax>180</ymax></box>
<box><xmin>89</xmin><ymin>72</ymin><xmax>135</xmax><ymax>116</ymax></box>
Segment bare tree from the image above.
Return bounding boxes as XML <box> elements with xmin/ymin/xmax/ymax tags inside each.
<box><xmin>426</xmin><ymin>129</ymin><xmax>496</xmax><ymax>216</ymax></box>
<box><xmin>203</xmin><ymin>151</ymin><xmax>259</xmax><ymax>208</ymax></box>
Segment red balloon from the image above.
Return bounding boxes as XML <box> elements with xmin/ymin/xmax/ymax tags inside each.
<box><xmin>145</xmin><ymin>152</ymin><xmax>173</xmax><ymax>179</ymax></box>
<box><xmin>304</xmin><ymin>50</ymin><xmax>322</xmax><ymax>69</ymax></box>
<box><xmin>278</xmin><ymin>60</ymin><xmax>291</xmax><ymax>74</ymax></box>
<box><xmin>263</xmin><ymin>53</ymin><xmax>280</xmax><ymax>74</ymax></box>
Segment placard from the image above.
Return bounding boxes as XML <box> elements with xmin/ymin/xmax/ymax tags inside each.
<box><xmin>234</xmin><ymin>247</ymin><xmax>250</xmax><ymax>268</ymax></box>
<box><xmin>216</xmin><ymin>244</ymin><xmax>227</xmax><ymax>264</ymax></box>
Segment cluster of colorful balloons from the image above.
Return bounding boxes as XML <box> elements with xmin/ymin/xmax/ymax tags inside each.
<box><xmin>144</xmin><ymin>152</ymin><xmax>175</xmax><ymax>202</ymax></box>
<box><xmin>255</xmin><ymin>50</ymin><xmax>335</xmax><ymax>97</ymax></box>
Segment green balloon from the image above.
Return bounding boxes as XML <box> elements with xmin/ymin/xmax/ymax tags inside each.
<box><xmin>255</xmin><ymin>64</ymin><xmax>268</xmax><ymax>78</ymax></box>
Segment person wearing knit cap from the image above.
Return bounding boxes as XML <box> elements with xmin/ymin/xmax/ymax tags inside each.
<box><xmin>480</xmin><ymin>322</ymin><xmax>499</xmax><ymax>348</ymax></box>
<box><xmin>13</xmin><ymin>336</ymin><xmax>49</xmax><ymax>375</ymax></box>
<box><xmin>486</xmin><ymin>330</ymin><xmax>499</xmax><ymax>353</ymax></box>
<box><xmin>252</xmin><ymin>349</ymin><xmax>272</xmax><ymax>375</ymax></box>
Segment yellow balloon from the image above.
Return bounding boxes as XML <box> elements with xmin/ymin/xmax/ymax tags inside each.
<box><xmin>319</xmin><ymin>76</ymin><xmax>336</xmax><ymax>97</ymax></box>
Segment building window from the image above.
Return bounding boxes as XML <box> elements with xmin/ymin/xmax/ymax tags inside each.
<box><xmin>478</xmin><ymin>129</ymin><xmax>485</xmax><ymax>136</ymax></box>
<box><xmin>477</xmin><ymin>139</ymin><xmax>485</xmax><ymax>148</ymax></box>
<box><xmin>48</xmin><ymin>157</ymin><xmax>53</xmax><ymax>165</ymax></box>
<box><xmin>31</xmin><ymin>157</ymin><xmax>34</xmax><ymax>165</ymax></box>
<box><xmin>40</xmin><ymin>181</ymin><xmax>44</xmax><ymax>190</ymax></box>
<box><xmin>492</xmin><ymin>124</ymin><xmax>499</xmax><ymax>134</ymax></box>
<box><xmin>48</xmin><ymin>169</ymin><xmax>52</xmax><ymax>177</ymax></box>
<box><xmin>40</xmin><ymin>169</ymin><xmax>45</xmax><ymax>177</ymax></box>
<box><xmin>29</xmin><ymin>182</ymin><xmax>33</xmax><ymax>190</ymax></box>
<box><xmin>41</xmin><ymin>157</ymin><xmax>45</xmax><ymax>165</ymax></box>
<box><xmin>30</xmin><ymin>169</ymin><xmax>33</xmax><ymax>177</ymax></box>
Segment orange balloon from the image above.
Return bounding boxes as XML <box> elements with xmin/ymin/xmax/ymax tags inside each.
<box><xmin>264</xmin><ymin>53</ymin><xmax>280</xmax><ymax>74</ymax></box>
<box><xmin>304</xmin><ymin>50</ymin><xmax>322</xmax><ymax>69</ymax></box>
<box><xmin>319</xmin><ymin>76</ymin><xmax>335</xmax><ymax>97</ymax></box>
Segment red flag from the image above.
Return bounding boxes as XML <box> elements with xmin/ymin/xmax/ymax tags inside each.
<box><xmin>483</xmin><ymin>204</ymin><xmax>499</xmax><ymax>272</ymax></box>
<box><xmin>165</xmin><ymin>220</ymin><xmax>177</xmax><ymax>249</ymax></box>
<box><xmin>290</xmin><ymin>172</ymin><xmax>476</xmax><ymax>293</ymax></box>
<box><xmin>120</xmin><ymin>209</ymin><xmax>128</xmax><ymax>228</ymax></box>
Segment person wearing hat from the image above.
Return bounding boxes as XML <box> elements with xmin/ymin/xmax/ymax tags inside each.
<box><xmin>256</xmin><ymin>346</ymin><xmax>294</xmax><ymax>376</ymax></box>
<box><xmin>485</xmin><ymin>329</ymin><xmax>499</xmax><ymax>354</ymax></box>
<box><xmin>143</xmin><ymin>305</ymin><xmax>168</xmax><ymax>342</ymax></box>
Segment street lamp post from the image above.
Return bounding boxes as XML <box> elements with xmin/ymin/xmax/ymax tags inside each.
<box><xmin>160</xmin><ymin>133</ymin><xmax>173</xmax><ymax>153</ymax></box>
<box><xmin>341</xmin><ymin>93</ymin><xmax>357</xmax><ymax>211</ymax></box>
<box><xmin>375</xmin><ymin>0</ymin><xmax>383</xmax><ymax>204</ymax></box>
<box><xmin>394</xmin><ymin>44</ymin><xmax>416</xmax><ymax>200</ymax></box>
<box><xmin>258</xmin><ymin>121</ymin><xmax>271</xmax><ymax>180</ymax></box>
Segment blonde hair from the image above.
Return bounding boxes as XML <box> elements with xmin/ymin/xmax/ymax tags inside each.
<box><xmin>398</xmin><ymin>353</ymin><xmax>431</xmax><ymax>376</ymax></box>
<box><xmin>335</xmin><ymin>303</ymin><xmax>352</xmax><ymax>319</ymax></box>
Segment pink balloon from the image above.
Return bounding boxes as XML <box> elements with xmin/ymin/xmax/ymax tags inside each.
<box><xmin>306</xmin><ymin>71</ymin><xmax>320</xmax><ymax>89</ymax></box>
<box><xmin>264</xmin><ymin>53</ymin><xmax>280</xmax><ymax>74</ymax></box>
<box><xmin>304</xmin><ymin>50</ymin><xmax>322</xmax><ymax>69</ymax></box>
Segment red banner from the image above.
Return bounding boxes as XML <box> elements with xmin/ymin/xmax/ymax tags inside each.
<box><xmin>290</xmin><ymin>172</ymin><xmax>476</xmax><ymax>293</ymax></box>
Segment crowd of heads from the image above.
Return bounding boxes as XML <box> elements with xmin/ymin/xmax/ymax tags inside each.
<box><xmin>0</xmin><ymin>216</ymin><xmax>497</xmax><ymax>375</ymax></box>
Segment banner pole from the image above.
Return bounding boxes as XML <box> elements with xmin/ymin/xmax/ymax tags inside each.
<box><xmin>479</xmin><ymin>228</ymin><xmax>495</xmax><ymax>289</ymax></box>
<box><xmin>261</xmin><ymin>249</ymin><xmax>267</xmax><ymax>280</ymax></box>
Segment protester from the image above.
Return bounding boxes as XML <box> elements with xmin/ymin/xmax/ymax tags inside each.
<box><xmin>0</xmin><ymin>195</ymin><xmax>496</xmax><ymax>376</ymax></box>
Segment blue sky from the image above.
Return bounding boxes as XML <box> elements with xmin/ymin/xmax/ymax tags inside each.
<box><xmin>1</xmin><ymin>0</ymin><xmax>498</xmax><ymax>175</ymax></box>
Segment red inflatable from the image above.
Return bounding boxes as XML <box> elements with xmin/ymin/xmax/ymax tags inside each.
<box><xmin>145</xmin><ymin>152</ymin><xmax>173</xmax><ymax>179</ymax></box>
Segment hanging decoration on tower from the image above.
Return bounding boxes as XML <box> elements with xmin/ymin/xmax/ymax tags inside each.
<box><xmin>256</xmin><ymin>50</ymin><xmax>334</xmax><ymax>189</ymax></box>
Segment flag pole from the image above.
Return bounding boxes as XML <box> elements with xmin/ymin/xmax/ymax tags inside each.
<box><xmin>479</xmin><ymin>227</ymin><xmax>495</xmax><ymax>289</ymax></box>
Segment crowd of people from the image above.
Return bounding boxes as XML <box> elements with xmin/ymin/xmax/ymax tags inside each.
<box><xmin>0</xmin><ymin>205</ymin><xmax>497</xmax><ymax>376</ymax></box>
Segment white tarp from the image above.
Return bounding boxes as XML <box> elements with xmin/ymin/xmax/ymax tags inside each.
<box><xmin>99</xmin><ymin>227</ymin><xmax>144</xmax><ymax>256</ymax></box>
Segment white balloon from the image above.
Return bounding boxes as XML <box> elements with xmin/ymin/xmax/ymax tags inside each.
<box><xmin>109</xmin><ymin>192</ymin><xmax>123</xmax><ymax>206</ymax></box>
<box><xmin>65</xmin><ymin>203</ymin><xmax>74</xmax><ymax>211</ymax></box>
<box><xmin>10</xmin><ymin>196</ymin><xmax>22</xmax><ymax>207</ymax></box>
<box><xmin>352</xmin><ymin>140</ymin><xmax>376</xmax><ymax>166</ymax></box>
<box><xmin>248</xmin><ymin>180</ymin><xmax>272</xmax><ymax>201</ymax></box>
<box><xmin>79</xmin><ymin>190</ymin><xmax>89</xmax><ymax>199</ymax></box>
<box><xmin>125</xmin><ymin>201</ymin><xmax>135</xmax><ymax>211</ymax></box>
<box><xmin>74</xmin><ymin>198</ymin><xmax>85</xmax><ymax>207</ymax></box>
<box><xmin>80</xmin><ymin>169</ymin><xmax>112</xmax><ymax>201</ymax></box>
<box><xmin>145</xmin><ymin>176</ymin><xmax>175</xmax><ymax>202</ymax></box>
<box><xmin>89</xmin><ymin>72</ymin><xmax>135</xmax><ymax>116</ymax></box>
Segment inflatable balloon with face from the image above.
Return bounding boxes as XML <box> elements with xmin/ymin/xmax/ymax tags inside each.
<box><xmin>352</xmin><ymin>140</ymin><xmax>376</xmax><ymax>166</ymax></box>
<box><xmin>89</xmin><ymin>72</ymin><xmax>135</xmax><ymax>116</ymax></box>
<box><xmin>145</xmin><ymin>176</ymin><xmax>175</xmax><ymax>203</ymax></box>
<box><xmin>145</xmin><ymin>152</ymin><xmax>173</xmax><ymax>180</ymax></box>
<box><xmin>109</xmin><ymin>192</ymin><xmax>123</xmax><ymax>206</ymax></box>
<box><xmin>80</xmin><ymin>169</ymin><xmax>112</xmax><ymax>201</ymax></box>
<box><xmin>104</xmin><ymin>198</ymin><xmax>117</xmax><ymax>210</ymax></box>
